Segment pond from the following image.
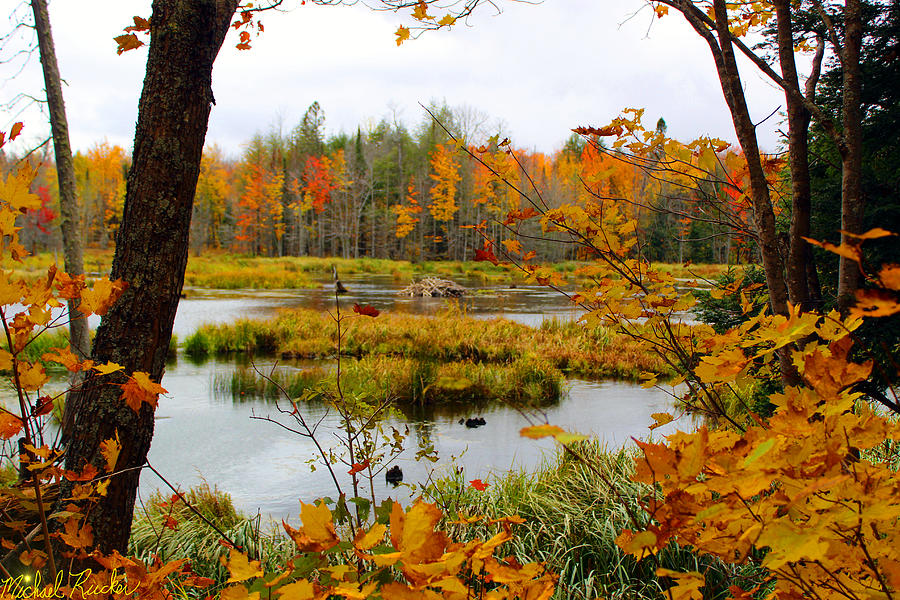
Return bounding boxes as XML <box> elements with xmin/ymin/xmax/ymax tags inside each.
<box><xmin>9</xmin><ymin>275</ymin><xmax>696</xmax><ymax>522</ymax></box>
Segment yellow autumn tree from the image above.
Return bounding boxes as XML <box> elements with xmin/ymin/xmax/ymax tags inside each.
<box><xmin>194</xmin><ymin>144</ymin><xmax>232</xmax><ymax>249</ymax></box>
<box><xmin>73</xmin><ymin>140</ymin><xmax>129</xmax><ymax>247</ymax></box>
<box><xmin>428</xmin><ymin>143</ymin><xmax>461</xmax><ymax>222</ymax></box>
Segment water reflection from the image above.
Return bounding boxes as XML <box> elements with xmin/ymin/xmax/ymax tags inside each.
<box><xmin>3</xmin><ymin>277</ymin><xmax>697</xmax><ymax>525</ymax></box>
<box><xmin>143</xmin><ymin>357</ymin><xmax>691</xmax><ymax>522</ymax></box>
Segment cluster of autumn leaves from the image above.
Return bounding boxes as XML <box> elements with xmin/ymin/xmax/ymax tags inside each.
<box><xmin>5</xmin><ymin>110</ymin><xmax>900</xmax><ymax>600</ymax></box>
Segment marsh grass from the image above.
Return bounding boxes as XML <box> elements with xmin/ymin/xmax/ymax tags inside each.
<box><xmin>14</xmin><ymin>251</ymin><xmax>735</xmax><ymax>290</ymax></box>
<box><xmin>218</xmin><ymin>355</ymin><xmax>564</xmax><ymax>405</ymax></box>
<box><xmin>184</xmin><ymin>310</ymin><xmax>667</xmax><ymax>381</ymax></box>
<box><xmin>426</xmin><ymin>441</ymin><xmax>767</xmax><ymax>600</ymax></box>
<box><xmin>129</xmin><ymin>484</ymin><xmax>294</xmax><ymax>591</ymax></box>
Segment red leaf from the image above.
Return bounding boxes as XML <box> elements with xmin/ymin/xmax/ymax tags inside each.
<box><xmin>572</xmin><ymin>125</ymin><xmax>623</xmax><ymax>137</ymax></box>
<box><xmin>9</xmin><ymin>122</ymin><xmax>24</xmax><ymax>142</ymax></box>
<box><xmin>474</xmin><ymin>248</ymin><xmax>499</xmax><ymax>265</ymax></box>
<box><xmin>163</xmin><ymin>515</ymin><xmax>179</xmax><ymax>530</ymax></box>
<box><xmin>353</xmin><ymin>304</ymin><xmax>380</xmax><ymax>318</ymax></box>
<box><xmin>469</xmin><ymin>479</ymin><xmax>489</xmax><ymax>491</ymax></box>
<box><xmin>348</xmin><ymin>459</ymin><xmax>370</xmax><ymax>475</ymax></box>
<box><xmin>32</xmin><ymin>396</ymin><xmax>54</xmax><ymax>417</ymax></box>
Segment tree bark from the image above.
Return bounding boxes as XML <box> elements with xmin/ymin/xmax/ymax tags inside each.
<box><xmin>774</xmin><ymin>0</ymin><xmax>813</xmax><ymax>311</ymax></box>
<box><xmin>30</xmin><ymin>0</ymin><xmax>92</xmax><ymax>437</ymax></box>
<box><xmin>675</xmin><ymin>0</ymin><xmax>799</xmax><ymax>386</ymax></box>
<box><xmin>54</xmin><ymin>0</ymin><xmax>239</xmax><ymax>556</ymax></box>
<box><xmin>837</xmin><ymin>0</ymin><xmax>864</xmax><ymax>312</ymax></box>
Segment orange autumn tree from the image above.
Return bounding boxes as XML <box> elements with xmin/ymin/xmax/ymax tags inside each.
<box><xmin>194</xmin><ymin>144</ymin><xmax>232</xmax><ymax>250</ymax></box>
<box><xmin>235</xmin><ymin>161</ymin><xmax>284</xmax><ymax>255</ymax></box>
<box><xmin>393</xmin><ymin>177</ymin><xmax>423</xmax><ymax>239</ymax></box>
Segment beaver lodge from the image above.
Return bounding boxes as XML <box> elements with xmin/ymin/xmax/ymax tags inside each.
<box><xmin>399</xmin><ymin>277</ymin><xmax>466</xmax><ymax>297</ymax></box>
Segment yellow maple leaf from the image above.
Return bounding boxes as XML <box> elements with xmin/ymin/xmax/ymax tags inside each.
<box><xmin>58</xmin><ymin>519</ymin><xmax>93</xmax><ymax>550</ymax></box>
<box><xmin>0</xmin><ymin>164</ymin><xmax>41</xmax><ymax>212</ymax></box>
<box><xmin>649</xmin><ymin>412</ymin><xmax>674</xmax><ymax>431</ymax></box>
<box><xmin>390</xmin><ymin>500</ymin><xmax>446</xmax><ymax>564</ymax></box>
<box><xmin>520</xmin><ymin>424</ymin><xmax>565</xmax><ymax>439</ymax></box>
<box><xmin>100</xmin><ymin>432</ymin><xmax>121</xmax><ymax>472</ymax></box>
<box><xmin>437</xmin><ymin>14</ymin><xmax>456</xmax><ymax>26</ymax></box>
<box><xmin>501</xmin><ymin>239</ymin><xmax>523</xmax><ymax>256</ymax></box>
<box><xmin>78</xmin><ymin>278</ymin><xmax>127</xmax><ymax>316</ymax></box>
<box><xmin>353</xmin><ymin>522</ymin><xmax>387</xmax><ymax>551</ymax></box>
<box><xmin>656</xmin><ymin>569</ymin><xmax>704</xmax><ymax>600</ymax></box>
<box><xmin>519</xmin><ymin>424</ymin><xmax>586</xmax><ymax>444</ymax></box>
<box><xmin>220</xmin><ymin>585</ymin><xmax>260</xmax><ymax>600</ymax></box>
<box><xmin>275</xmin><ymin>579</ymin><xmax>315</xmax><ymax>600</ymax></box>
<box><xmin>395</xmin><ymin>26</ymin><xmax>410</xmax><ymax>46</ymax></box>
<box><xmin>224</xmin><ymin>548</ymin><xmax>263</xmax><ymax>583</ymax></box>
<box><xmin>17</xmin><ymin>361</ymin><xmax>48</xmax><ymax>391</ymax></box>
<box><xmin>412</xmin><ymin>0</ymin><xmax>433</xmax><ymax>21</ymax></box>
<box><xmin>94</xmin><ymin>361</ymin><xmax>125</xmax><ymax>375</ymax></box>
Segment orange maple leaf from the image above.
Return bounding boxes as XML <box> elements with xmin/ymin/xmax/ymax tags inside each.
<box><xmin>120</xmin><ymin>371</ymin><xmax>167</xmax><ymax>413</ymax></box>
<box><xmin>0</xmin><ymin>411</ymin><xmax>23</xmax><ymax>439</ymax></box>
<box><xmin>58</xmin><ymin>518</ymin><xmax>93</xmax><ymax>549</ymax></box>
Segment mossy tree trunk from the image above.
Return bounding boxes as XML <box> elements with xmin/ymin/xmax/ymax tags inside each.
<box><xmin>55</xmin><ymin>0</ymin><xmax>239</xmax><ymax>556</ymax></box>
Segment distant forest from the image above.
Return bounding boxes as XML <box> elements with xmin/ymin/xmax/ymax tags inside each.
<box><xmin>5</xmin><ymin>101</ymin><xmax>748</xmax><ymax>265</ymax></box>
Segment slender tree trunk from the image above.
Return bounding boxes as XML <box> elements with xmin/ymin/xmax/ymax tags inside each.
<box><xmin>54</xmin><ymin>0</ymin><xmax>239</xmax><ymax>556</ymax></box>
<box><xmin>677</xmin><ymin>0</ymin><xmax>798</xmax><ymax>385</ymax></box>
<box><xmin>774</xmin><ymin>0</ymin><xmax>813</xmax><ymax>311</ymax></box>
<box><xmin>30</xmin><ymin>0</ymin><xmax>92</xmax><ymax>438</ymax></box>
<box><xmin>837</xmin><ymin>0</ymin><xmax>864</xmax><ymax>312</ymax></box>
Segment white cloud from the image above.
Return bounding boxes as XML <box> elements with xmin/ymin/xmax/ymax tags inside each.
<box><xmin>2</xmin><ymin>0</ymin><xmax>788</xmax><ymax>159</ymax></box>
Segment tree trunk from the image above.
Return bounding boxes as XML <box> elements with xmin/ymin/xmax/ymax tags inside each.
<box><xmin>30</xmin><ymin>0</ymin><xmax>92</xmax><ymax>438</ymax></box>
<box><xmin>54</xmin><ymin>0</ymin><xmax>239</xmax><ymax>556</ymax></box>
<box><xmin>677</xmin><ymin>0</ymin><xmax>798</xmax><ymax>386</ymax></box>
<box><xmin>774</xmin><ymin>0</ymin><xmax>813</xmax><ymax>311</ymax></box>
<box><xmin>837</xmin><ymin>0</ymin><xmax>864</xmax><ymax>312</ymax></box>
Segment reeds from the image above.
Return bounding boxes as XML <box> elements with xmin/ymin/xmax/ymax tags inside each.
<box><xmin>129</xmin><ymin>484</ymin><xmax>294</xmax><ymax>589</ymax></box>
<box><xmin>218</xmin><ymin>355</ymin><xmax>564</xmax><ymax>405</ymax></box>
<box><xmin>426</xmin><ymin>440</ymin><xmax>766</xmax><ymax>600</ymax></box>
<box><xmin>184</xmin><ymin>310</ymin><xmax>667</xmax><ymax>381</ymax></box>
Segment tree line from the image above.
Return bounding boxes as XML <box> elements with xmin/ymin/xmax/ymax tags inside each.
<box><xmin>4</xmin><ymin>101</ymin><xmax>754</xmax><ymax>266</ymax></box>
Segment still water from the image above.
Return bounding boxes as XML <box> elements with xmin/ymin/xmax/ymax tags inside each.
<box><xmin>15</xmin><ymin>275</ymin><xmax>694</xmax><ymax>522</ymax></box>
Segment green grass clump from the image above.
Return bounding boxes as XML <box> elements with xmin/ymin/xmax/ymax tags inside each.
<box><xmin>426</xmin><ymin>441</ymin><xmax>766</xmax><ymax>600</ymax></box>
<box><xmin>129</xmin><ymin>484</ymin><xmax>294</xmax><ymax>590</ymax></box>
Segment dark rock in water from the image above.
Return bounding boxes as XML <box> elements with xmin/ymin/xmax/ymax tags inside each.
<box><xmin>464</xmin><ymin>417</ymin><xmax>486</xmax><ymax>428</ymax></box>
<box><xmin>385</xmin><ymin>465</ymin><xmax>403</xmax><ymax>484</ymax></box>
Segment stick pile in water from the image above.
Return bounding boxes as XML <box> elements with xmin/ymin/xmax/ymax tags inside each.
<box><xmin>399</xmin><ymin>277</ymin><xmax>467</xmax><ymax>297</ymax></box>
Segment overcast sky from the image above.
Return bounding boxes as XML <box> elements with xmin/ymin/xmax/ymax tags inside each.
<box><xmin>3</xmin><ymin>0</ymin><xmax>790</xmax><ymax>160</ymax></box>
